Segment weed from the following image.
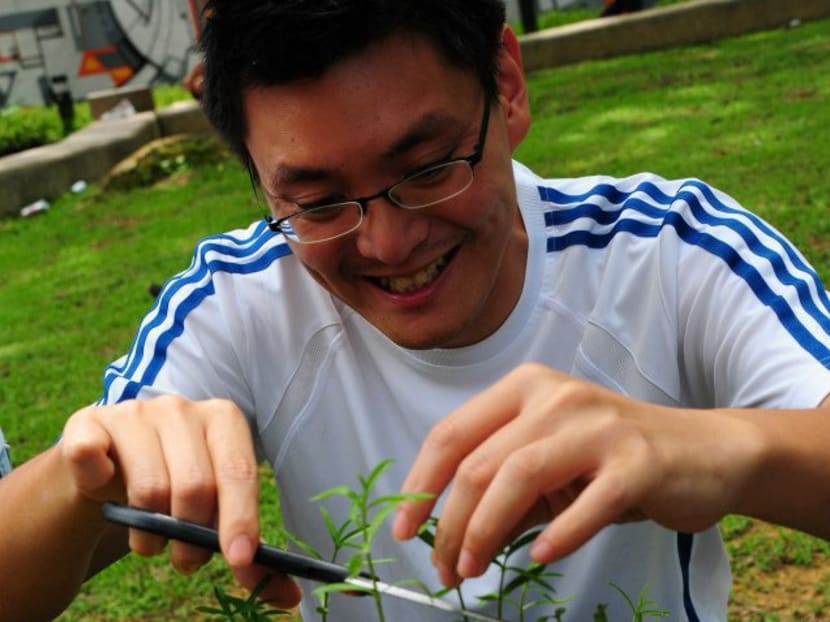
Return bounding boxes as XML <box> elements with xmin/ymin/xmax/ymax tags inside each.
<box><xmin>197</xmin><ymin>578</ymin><xmax>293</xmax><ymax>621</ymax></box>
<box><xmin>202</xmin><ymin>461</ymin><xmax>669</xmax><ymax>621</ymax></box>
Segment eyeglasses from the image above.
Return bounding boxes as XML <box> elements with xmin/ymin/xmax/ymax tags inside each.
<box><xmin>265</xmin><ymin>97</ymin><xmax>491</xmax><ymax>244</ymax></box>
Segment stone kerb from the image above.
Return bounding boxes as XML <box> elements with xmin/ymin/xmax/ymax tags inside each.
<box><xmin>0</xmin><ymin>101</ymin><xmax>213</xmax><ymax>218</ymax></box>
<box><xmin>0</xmin><ymin>112</ymin><xmax>159</xmax><ymax>217</ymax></box>
<box><xmin>520</xmin><ymin>0</ymin><xmax>830</xmax><ymax>72</ymax></box>
<box><xmin>155</xmin><ymin>100</ymin><xmax>215</xmax><ymax>137</ymax></box>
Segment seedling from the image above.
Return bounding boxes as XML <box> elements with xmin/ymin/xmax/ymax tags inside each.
<box><xmin>200</xmin><ymin>460</ymin><xmax>670</xmax><ymax>621</ymax></box>
<box><xmin>197</xmin><ymin>576</ymin><xmax>292</xmax><ymax>621</ymax></box>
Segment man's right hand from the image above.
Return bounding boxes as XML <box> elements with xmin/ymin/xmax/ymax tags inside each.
<box><xmin>61</xmin><ymin>395</ymin><xmax>301</xmax><ymax>606</ymax></box>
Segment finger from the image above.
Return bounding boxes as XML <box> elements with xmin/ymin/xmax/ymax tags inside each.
<box><xmin>427</xmin><ymin>376</ymin><xmax>577</xmax><ymax>583</ymax></box>
<box><xmin>394</xmin><ymin>368</ymin><xmax>534</xmax><ymax>541</ymax></box>
<box><xmin>451</xmin><ymin>435</ymin><xmax>590</xmax><ymax>579</ymax></box>
<box><xmin>206</xmin><ymin>400</ymin><xmax>261</xmax><ymax>568</ymax></box>
<box><xmin>528</xmin><ymin>469</ymin><xmax>637</xmax><ymax>564</ymax></box>
<box><xmin>232</xmin><ymin>564</ymin><xmax>303</xmax><ymax>609</ymax></box>
<box><xmin>430</xmin><ymin>438</ymin><xmax>508</xmax><ymax>586</ymax></box>
<box><xmin>99</xmin><ymin>402</ymin><xmax>173</xmax><ymax>557</ymax></box>
<box><xmin>159</xmin><ymin>403</ymin><xmax>219</xmax><ymax>574</ymax></box>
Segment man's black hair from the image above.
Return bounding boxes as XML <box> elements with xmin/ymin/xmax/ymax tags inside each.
<box><xmin>200</xmin><ymin>0</ymin><xmax>507</xmax><ymax>176</ymax></box>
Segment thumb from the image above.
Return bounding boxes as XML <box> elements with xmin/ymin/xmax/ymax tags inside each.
<box><xmin>61</xmin><ymin>406</ymin><xmax>122</xmax><ymax>500</ymax></box>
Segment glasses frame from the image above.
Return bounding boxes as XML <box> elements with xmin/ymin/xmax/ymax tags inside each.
<box><xmin>265</xmin><ymin>96</ymin><xmax>492</xmax><ymax>244</ymax></box>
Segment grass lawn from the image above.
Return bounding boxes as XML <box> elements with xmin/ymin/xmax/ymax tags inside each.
<box><xmin>1</xmin><ymin>15</ymin><xmax>829</xmax><ymax>622</ymax></box>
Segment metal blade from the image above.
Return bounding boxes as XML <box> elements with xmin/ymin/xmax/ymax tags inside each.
<box><xmin>346</xmin><ymin>576</ymin><xmax>503</xmax><ymax>622</ymax></box>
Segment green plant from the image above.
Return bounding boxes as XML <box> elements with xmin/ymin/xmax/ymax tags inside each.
<box><xmin>202</xmin><ymin>460</ymin><xmax>669</xmax><ymax>621</ymax></box>
<box><xmin>197</xmin><ymin>577</ymin><xmax>293</xmax><ymax>621</ymax></box>
<box><xmin>0</xmin><ymin>106</ymin><xmax>63</xmax><ymax>156</ymax></box>
<box><xmin>308</xmin><ymin>459</ymin><xmax>433</xmax><ymax>621</ymax></box>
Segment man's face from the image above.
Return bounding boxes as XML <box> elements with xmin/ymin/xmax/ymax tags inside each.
<box><xmin>243</xmin><ymin>32</ymin><xmax>529</xmax><ymax>349</ymax></box>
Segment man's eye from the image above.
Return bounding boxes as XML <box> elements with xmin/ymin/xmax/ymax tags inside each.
<box><xmin>297</xmin><ymin>203</ymin><xmax>350</xmax><ymax>222</ymax></box>
<box><xmin>405</xmin><ymin>162</ymin><xmax>455</xmax><ymax>187</ymax></box>
<box><xmin>298</xmin><ymin>195</ymin><xmax>348</xmax><ymax>210</ymax></box>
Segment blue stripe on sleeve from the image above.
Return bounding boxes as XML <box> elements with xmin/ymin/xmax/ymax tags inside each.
<box><xmin>540</xmin><ymin>179</ymin><xmax>830</xmax><ymax>367</ymax></box>
<box><xmin>102</xmin><ymin>222</ymin><xmax>292</xmax><ymax>403</ymax></box>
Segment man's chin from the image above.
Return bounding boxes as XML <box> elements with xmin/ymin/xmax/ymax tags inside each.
<box><xmin>375</xmin><ymin>320</ymin><xmax>469</xmax><ymax>351</ymax></box>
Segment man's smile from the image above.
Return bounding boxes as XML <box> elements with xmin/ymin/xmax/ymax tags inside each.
<box><xmin>371</xmin><ymin>249</ymin><xmax>454</xmax><ymax>294</ymax></box>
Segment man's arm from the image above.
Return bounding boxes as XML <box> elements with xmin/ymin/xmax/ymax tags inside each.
<box><xmin>0</xmin><ymin>446</ymin><xmax>122</xmax><ymax>621</ymax></box>
<box><xmin>0</xmin><ymin>397</ymin><xmax>300</xmax><ymax>622</ymax></box>
<box><xmin>393</xmin><ymin>364</ymin><xmax>830</xmax><ymax>587</ymax></box>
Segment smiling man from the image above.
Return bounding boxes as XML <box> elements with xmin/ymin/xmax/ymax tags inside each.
<box><xmin>2</xmin><ymin>1</ymin><xmax>830</xmax><ymax>621</ymax></box>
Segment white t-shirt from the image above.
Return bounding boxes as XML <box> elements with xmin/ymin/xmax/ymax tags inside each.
<box><xmin>101</xmin><ymin>162</ymin><xmax>830</xmax><ymax>620</ymax></box>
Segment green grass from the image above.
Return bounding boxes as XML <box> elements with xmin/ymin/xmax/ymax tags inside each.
<box><xmin>1</xmin><ymin>16</ymin><xmax>829</xmax><ymax>622</ymax></box>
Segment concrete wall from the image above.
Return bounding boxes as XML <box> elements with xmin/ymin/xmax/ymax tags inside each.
<box><xmin>0</xmin><ymin>100</ymin><xmax>212</xmax><ymax>215</ymax></box>
<box><xmin>521</xmin><ymin>0</ymin><xmax>830</xmax><ymax>72</ymax></box>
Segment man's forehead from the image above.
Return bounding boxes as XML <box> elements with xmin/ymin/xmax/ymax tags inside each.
<box><xmin>262</xmin><ymin>106</ymin><xmax>470</xmax><ymax>192</ymax></box>
<box><xmin>242</xmin><ymin>34</ymin><xmax>481</xmax><ymax>188</ymax></box>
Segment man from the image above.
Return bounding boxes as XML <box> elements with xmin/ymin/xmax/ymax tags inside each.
<box><xmin>2</xmin><ymin>1</ymin><xmax>830</xmax><ymax>620</ymax></box>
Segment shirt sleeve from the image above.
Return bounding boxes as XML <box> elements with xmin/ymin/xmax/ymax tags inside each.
<box><xmin>0</xmin><ymin>426</ymin><xmax>12</xmax><ymax>478</ymax></box>
<box><xmin>671</xmin><ymin>181</ymin><xmax>830</xmax><ymax>409</ymax></box>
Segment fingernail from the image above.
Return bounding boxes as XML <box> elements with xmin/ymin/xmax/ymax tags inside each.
<box><xmin>227</xmin><ymin>535</ymin><xmax>254</xmax><ymax>566</ymax></box>
<box><xmin>458</xmin><ymin>549</ymin><xmax>482</xmax><ymax>578</ymax></box>
<box><xmin>530</xmin><ymin>538</ymin><xmax>555</xmax><ymax>562</ymax></box>
<box><xmin>392</xmin><ymin>510</ymin><xmax>413</xmax><ymax>540</ymax></box>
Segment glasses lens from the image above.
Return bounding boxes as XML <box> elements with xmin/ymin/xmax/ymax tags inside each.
<box><xmin>280</xmin><ymin>202</ymin><xmax>363</xmax><ymax>243</ymax></box>
<box><xmin>390</xmin><ymin>160</ymin><xmax>474</xmax><ymax>209</ymax></box>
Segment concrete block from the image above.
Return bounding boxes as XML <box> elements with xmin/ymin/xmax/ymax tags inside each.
<box><xmin>520</xmin><ymin>0</ymin><xmax>830</xmax><ymax>72</ymax></box>
<box><xmin>87</xmin><ymin>84</ymin><xmax>156</xmax><ymax>120</ymax></box>
<box><xmin>0</xmin><ymin>111</ymin><xmax>160</xmax><ymax>216</ymax></box>
<box><xmin>155</xmin><ymin>100</ymin><xmax>217</xmax><ymax>137</ymax></box>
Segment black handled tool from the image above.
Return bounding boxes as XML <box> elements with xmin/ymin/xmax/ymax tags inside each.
<box><xmin>102</xmin><ymin>502</ymin><xmax>502</xmax><ymax>621</ymax></box>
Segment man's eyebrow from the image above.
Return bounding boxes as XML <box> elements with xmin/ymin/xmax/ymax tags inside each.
<box><xmin>265</xmin><ymin>112</ymin><xmax>461</xmax><ymax>194</ymax></box>
<box><xmin>382</xmin><ymin>112</ymin><xmax>459</xmax><ymax>160</ymax></box>
<box><xmin>267</xmin><ymin>165</ymin><xmax>330</xmax><ymax>193</ymax></box>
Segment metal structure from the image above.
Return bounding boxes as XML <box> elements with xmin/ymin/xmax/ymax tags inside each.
<box><xmin>0</xmin><ymin>0</ymin><xmax>203</xmax><ymax>107</ymax></box>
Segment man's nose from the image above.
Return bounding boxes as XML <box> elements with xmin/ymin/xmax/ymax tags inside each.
<box><xmin>354</xmin><ymin>197</ymin><xmax>430</xmax><ymax>265</ymax></box>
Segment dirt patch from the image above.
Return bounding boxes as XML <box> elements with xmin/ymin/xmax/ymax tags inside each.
<box><xmin>101</xmin><ymin>135</ymin><xmax>229</xmax><ymax>192</ymax></box>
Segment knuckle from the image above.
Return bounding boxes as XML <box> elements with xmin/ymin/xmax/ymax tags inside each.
<box><xmin>502</xmin><ymin>449</ymin><xmax>545</xmax><ymax>483</ymax></box>
<box><xmin>554</xmin><ymin>378</ymin><xmax>596</xmax><ymax>409</ymax></box>
<box><xmin>512</xmin><ymin>361</ymin><xmax>546</xmax><ymax>379</ymax></box>
<box><xmin>206</xmin><ymin>398</ymin><xmax>243</xmax><ymax>420</ymax></box>
<box><xmin>61</xmin><ymin>432</ymin><xmax>97</xmax><ymax>464</ymax></box>
<box><xmin>425</xmin><ymin>417</ymin><xmax>462</xmax><ymax>453</ymax></box>
<box><xmin>216</xmin><ymin>453</ymin><xmax>258</xmax><ymax>483</ymax></box>
<box><xmin>129</xmin><ymin>473</ymin><xmax>171</xmax><ymax>508</ymax></box>
<box><xmin>600</xmin><ymin>473</ymin><xmax>632</xmax><ymax>515</ymax></box>
<box><xmin>175</xmin><ymin>467</ymin><xmax>217</xmax><ymax>505</ymax></box>
<box><xmin>456</xmin><ymin>452</ymin><xmax>496</xmax><ymax>494</ymax></box>
<box><xmin>147</xmin><ymin>393</ymin><xmax>188</xmax><ymax>413</ymax></box>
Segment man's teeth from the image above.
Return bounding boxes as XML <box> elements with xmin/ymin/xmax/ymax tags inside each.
<box><xmin>377</xmin><ymin>255</ymin><xmax>448</xmax><ymax>293</ymax></box>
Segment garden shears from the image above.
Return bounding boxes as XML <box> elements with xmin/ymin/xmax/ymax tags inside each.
<box><xmin>102</xmin><ymin>502</ymin><xmax>503</xmax><ymax>621</ymax></box>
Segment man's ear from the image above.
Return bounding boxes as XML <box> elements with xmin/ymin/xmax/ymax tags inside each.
<box><xmin>496</xmin><ymin>25</ymin><xmax>531</xmax><ymax>151</ymax></box>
